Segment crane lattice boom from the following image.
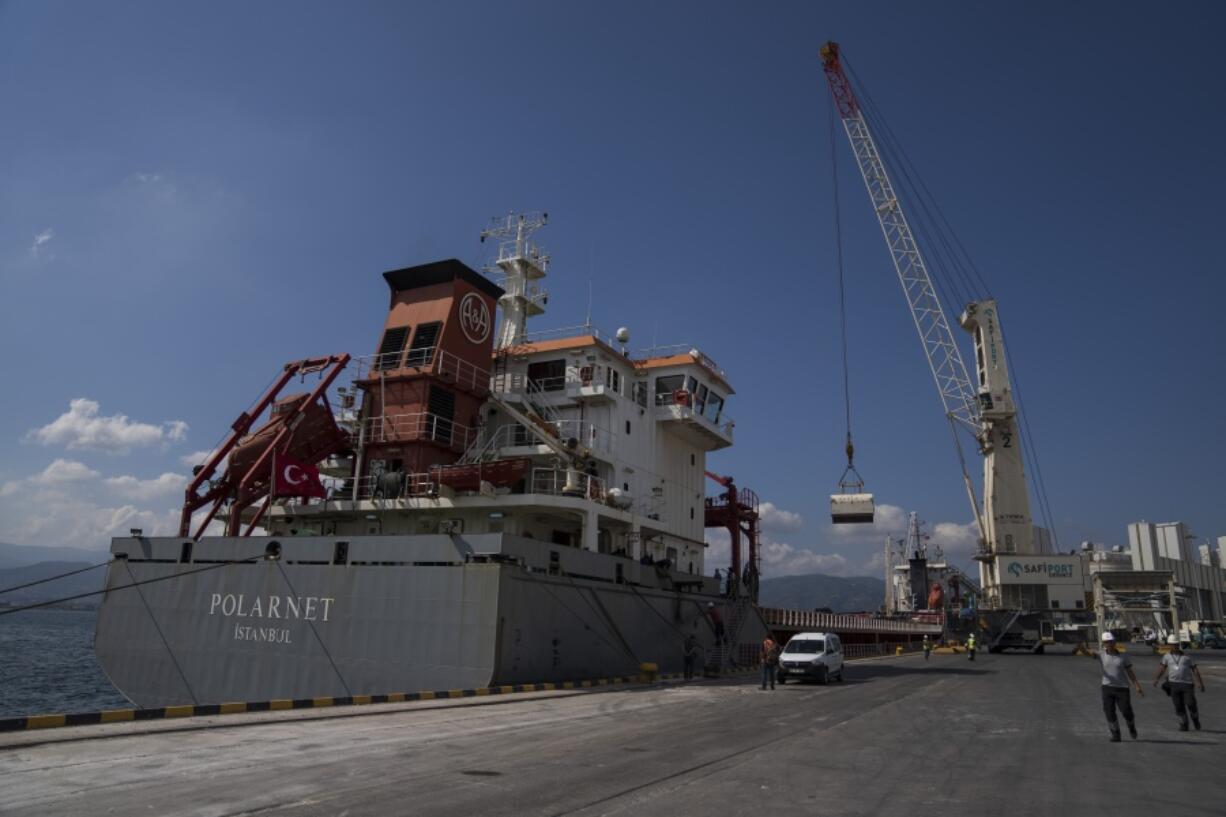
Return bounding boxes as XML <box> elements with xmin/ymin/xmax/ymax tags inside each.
<box><xmin>820</xmin><ymin>42</ymin><xmax>980</xmax><ymax>440</ymax></box>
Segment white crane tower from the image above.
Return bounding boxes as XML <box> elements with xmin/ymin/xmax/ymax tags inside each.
<box><xmin>820</xmin><ymin>42</ymin><xmax>1038</xmax><ymax>607</ymax></box>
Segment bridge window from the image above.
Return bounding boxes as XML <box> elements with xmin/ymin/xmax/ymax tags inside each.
<box><xmin>703</xmin><ymin>392</ymin><xmax>724</xmax><ymax>423</ymax></box>
<box><xmin>655</xmin><ymin>375</ymin><xmax>684</xmax><ymax>405</ymax></box>
<box><xmin>528</xmin><ymin>359</ymin><xmax>566</xmax><ymax>391</ymax></box>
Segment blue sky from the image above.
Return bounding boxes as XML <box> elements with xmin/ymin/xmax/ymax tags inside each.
<box><xmin>2</xmin><ymin>2</ymin><xmax>1223</xmax><ymax>576</ymax></box>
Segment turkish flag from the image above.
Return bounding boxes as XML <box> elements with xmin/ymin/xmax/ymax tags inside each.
<box><xmin>273</xmin><ymin>455</ymin><xmax>326</xmax><ymax>499</ymax></box>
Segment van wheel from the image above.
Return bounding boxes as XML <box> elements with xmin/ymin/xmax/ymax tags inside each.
<box><xmin>837</xmin><ymin>669</ymin><xmax>845</xmax><ymax>683</ymax></box>
<box><xmin>819</xmin><ymin>667</ymin><xmax>829</xmax><ymax>685</ymax></box>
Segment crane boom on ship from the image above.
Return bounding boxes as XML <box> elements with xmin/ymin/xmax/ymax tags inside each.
<box><xmin>819</xmin><ymin>41</ymin><xmax>1040</xmax><ymax>607</ymax></box>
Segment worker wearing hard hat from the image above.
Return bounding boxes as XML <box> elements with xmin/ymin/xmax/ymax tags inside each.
<box><xmin>1153</xmin><ymin>635</ymin><xmax>1206</xmax><ymax>731</ymax></box>
<box><xmin>1096</xmin><ymin>631</ymin><xmax>1144</xmax><ymax>742</ymax></box>
<box><xmin>966</xmin><ymin>633</ymin><xmax>976</xmax><ymax>661</ymax></box>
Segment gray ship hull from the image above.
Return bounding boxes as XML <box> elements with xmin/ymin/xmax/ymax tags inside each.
<box><xmin>95</xmin><ymin>533</ymin><xmax>764</xmax><ymax>708</ymax></box>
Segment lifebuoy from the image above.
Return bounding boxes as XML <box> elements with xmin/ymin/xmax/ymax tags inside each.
<box><xmin>673</xmin><ymin>389</ymin><xmax>691</xmax><ymax>407</ymax></box>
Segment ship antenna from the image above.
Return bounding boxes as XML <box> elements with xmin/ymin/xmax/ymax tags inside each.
<box><xmin>481</xmin><ymin>211</ymin><xmax>550</xmax><ymax>349</ymax></box>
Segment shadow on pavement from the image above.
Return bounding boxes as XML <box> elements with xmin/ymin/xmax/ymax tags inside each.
<box><xmin>1135</xmin><ymin>738</ymin><xmax>1218</xmax><ymax>745</ymax></box>
<box><xmin>840</xmin><ymin>664</ymin><xmax>992</xmax><ymax>682</ymax></box>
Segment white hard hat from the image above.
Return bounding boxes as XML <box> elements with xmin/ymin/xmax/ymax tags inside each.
<box><xmin>707</xmin><ymin>602</ymin><xmax>714</xmax><ymax>608</ymax></box>
<box><xmin>1167</xmin><ymin>635</ymin><xmax>1179</xmax><ymax>645</ymax></box>
<box><xmin>1101</xmin><ymin>631</ymin><xmax>1115</xmax><ymax>642</ymax></box>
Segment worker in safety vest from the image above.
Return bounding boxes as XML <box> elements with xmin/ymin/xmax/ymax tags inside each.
<box><xmin>967</xmin><ymin>633</ymin><xmax>977</xmax><ymax>661</ymax></box>
<box><xmin>922</xmin><ymin>635</ymin><xmax>932</xmax><ymax>661</ymax></box>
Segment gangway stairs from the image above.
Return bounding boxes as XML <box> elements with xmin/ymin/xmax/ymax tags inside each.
<box><xmin>461</xmin><ymin>366</ymin><xmax>590</xmax><ymax>467</ymax></box>
<box><xmin>705</xmin><ymin>596</ymin><xmax>757</xmax><ymax>676</ymax></box>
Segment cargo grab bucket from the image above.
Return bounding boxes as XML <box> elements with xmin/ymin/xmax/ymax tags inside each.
<box><xmin>830</xmin><ymin>492</ymin><xmax>875</xmax><ymax>524</ymax></box>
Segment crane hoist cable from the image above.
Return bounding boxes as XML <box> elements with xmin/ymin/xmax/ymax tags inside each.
<box><xmin>827</xmin><ymin>90</ymin><xmax>874</xmax><ymax>525</ymax></box>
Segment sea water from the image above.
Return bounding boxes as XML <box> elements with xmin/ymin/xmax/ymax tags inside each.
<box><xmin>0</xmin><ymin>608</ymin><xmax>129</xmax><ymax>718</ymax></box>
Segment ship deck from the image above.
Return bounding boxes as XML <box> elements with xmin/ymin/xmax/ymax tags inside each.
<box><xmin>2</xmin><ymin>649</ymin><xmax>1223</xmax><ymax>816</ymax></box>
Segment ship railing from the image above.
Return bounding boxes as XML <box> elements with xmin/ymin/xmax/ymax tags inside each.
<box><xmin>552</xmin><ymin>420</ymin><xmax>613</xmax><ymax>454</ymax></box>
<box><xmin>759</xmin><ymin>607</ymin><xmax>943</xmax><ymax>636</ymax></box>
<box><xmin>350</xmin><ymin>349</ymin><xmax>491</xmax><ymax>395</ymax></box>
<box><xmin>635</xmin><ymin>344</ymin><xmax>727</xmax><ymax>379</ymax></box>
<box><xmin>530</xmin><ymin>468</ymin><xmax>606</xmax><ymax>502</ymax></box>
<box><xmin>490</xmin><ymin>371</ymin><xmax>566</xmax><ymax>396</ymax></box>
<box><xmin>511</xmin><ymin>324</ymin><xmax>618</xmax><ymax>346</ymax></box>
<box><xmin>345</xmin><ymin>471</ymin><xmax>438</xmax><ymax>501</ymax></box>
<box><xmin>275</xmin><ymin>471</ymin><xmax>437</xmax><ymax>505</ymax></box>
<box><xmin>361</xmin><ymin>412</ymin><xmax>478</xmax><ymax>454</ymax></box>
<box><xmin>653</xmin><ymin>399</ymin><xmax>735</xmax><ymax>441</ymax></box>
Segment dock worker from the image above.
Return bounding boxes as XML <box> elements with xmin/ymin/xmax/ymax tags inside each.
<box><xmin>966</xmin><ymin>633</ymin><xmax>976</xmax><ymax>661</ymax></box>
<box><xmin>1153</xmin><ymin>635</ymin><xmax>1206</xmax><ymax>731</ymax></box>
<box><xmin>707</xmin><ymin>603</ymin><xmax>725</xmax><ymax>645</ymax></box>
<box><xmin>683</xmin><ymin>635</ymin><xmax>699</xmax><ymax>680</ymax></box>
<box><xmin>760</xmin><ymin>635</ymin><xmax>779</xmax><ymax>690</ymax></box>
<box><xmin>922</xmin><ymin>635</ymin><xmax>932</xmax><ymax>661</ymax></box>
<box><xmin>1096</xmin><ymin>631</ymin><xmax>1144</xmax><ymax>741</ymax></box>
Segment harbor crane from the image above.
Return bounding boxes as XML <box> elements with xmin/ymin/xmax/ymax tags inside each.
<box><xmin>820</xmin><ymin>42</ymin><xmax>1046</xmax><ymax>610</ymax></box>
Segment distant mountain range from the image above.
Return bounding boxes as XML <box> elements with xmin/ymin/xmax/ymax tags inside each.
<box><xmin>0</xmin><ymin>543</ymin><xmax>111</xmax><ymax>610</ymax></box>
<box><xmin>0</xmin><ymin>541</ymin><xmax>109</xmax><ymax>569</ymax></box>
<box><xmin>758</xmin><ymin>572</ymin><xmax>885</xmax><ymax>613</ymax></box>
<box><xmin>0</xmin><ymin>561</ymin><xmax>107</xmax><ymax>609</ymax></box>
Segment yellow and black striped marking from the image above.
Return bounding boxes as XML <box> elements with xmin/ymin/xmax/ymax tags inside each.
<box><xmin>0</xmin><ymin>673</ymin><xmax>698</xmax><ymax>733</ymax></box>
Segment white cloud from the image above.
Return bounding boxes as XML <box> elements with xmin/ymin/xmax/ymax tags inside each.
<box><xmin>179</xmin><ymin>449</ymin><xmax>217</xmax><ymax>467</ymax></box>
<box><xmin>759</xmin><ymin>540</ymin><xmax>851</xmax><ymax>576</ymax></box>
<box><xmin>26</xmin><ymin>398</ymin><xmax>189</xmax><ymax>453</ymax></box>
<box><xmin>105</xmin><ymin>472</ymin><xmax>188</xmax><ymax>500</ymax></box>
<box><xmin>704</xmin><ymin>497</ymin><xmax>982</xmax><ymax>582</ymax></box>
<box><xmin>931</xmin><ymin>519</ymin><xmax>981</xmax><ymax>558</ymax></box>
<box><xmin>31</xmin><ymin>458</ymin><xmax>101</xmax><ymax>485</ymax></box>
<box><xmin>29</xmin><ymin>227</ymin><xmax>54</xmax><ymax>258</ymax></box>
<box><xmin>758</xmin><ymin>501</ymin><xmax>802</xmax><ymax>533</ymax></box>
<box><xmin>1</xmin><ymin>459</ymin><xmax>101</xmax><ymax>496</ymax></box>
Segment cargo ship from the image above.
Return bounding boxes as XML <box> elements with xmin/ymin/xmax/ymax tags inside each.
<box><xmin>94</xmin><ymin>214</ymin><xmax>770</xmax><ymax>707</ymax></box>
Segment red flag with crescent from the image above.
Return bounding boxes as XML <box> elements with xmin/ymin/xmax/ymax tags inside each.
<box><xmin>272</xmin><ymin>455</ymin><xmax>326</xmax><ymax>499</ymax></box>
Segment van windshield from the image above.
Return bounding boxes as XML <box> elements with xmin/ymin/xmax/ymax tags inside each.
<box><xmin>783</xmin><ymin>639</ymin><xmax>824</xmax><ymax>654</ymax></box>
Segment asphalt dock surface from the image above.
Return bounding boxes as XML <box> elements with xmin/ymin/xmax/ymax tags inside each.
<box><xmin>2</xmin><ymin>649</ymin><xmax>1224</xmax><ymax>817</ymax></box>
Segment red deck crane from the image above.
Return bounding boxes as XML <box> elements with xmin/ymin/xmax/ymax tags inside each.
<box><xmin>704</xmin><ymin>470</ymin><xmax>761</xmax><ymax>600</ymax></box>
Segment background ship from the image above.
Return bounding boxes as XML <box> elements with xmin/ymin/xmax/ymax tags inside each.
<box><xmin>94</xmin><ymin>214</ymin><xmax>771</xmax><ymax>707</ymax></box>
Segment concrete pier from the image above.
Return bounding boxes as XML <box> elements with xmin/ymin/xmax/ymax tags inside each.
<box><xmin>2</xmin><ymin>650</ymin><xmax>1223</xmax><ymax>816</ymax></box>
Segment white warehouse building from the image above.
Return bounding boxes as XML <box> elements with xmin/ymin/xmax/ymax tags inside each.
<box><xmin>1126</xmin><ymin>522</ymin><xmax>1226</xmax><ymax>622</ymax></box>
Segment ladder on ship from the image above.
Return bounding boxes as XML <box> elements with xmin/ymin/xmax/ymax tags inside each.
<box><xmin>705</xmin><ymin>596</ymin><xmax>755</xmax><ymax>675</ymax></box>
<box><xmin>462</xmin><ymin>355</ymin><xmax>565</xmax><ymax>464</ymax></box>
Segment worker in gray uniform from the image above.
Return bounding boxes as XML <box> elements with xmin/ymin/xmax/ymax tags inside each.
<box><xmin>1153</xmin><ymin>634</ymin><xmax>1206</xmax><ymax>731</ymax></box>
<box><xmin>1096</xmin><ymin>631</ymin><xmax>1144</xmax><ymax>742</ymax></box>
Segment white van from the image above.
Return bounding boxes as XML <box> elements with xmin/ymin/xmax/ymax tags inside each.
<box><xmin>777</xmin><ymin>632</ymin><xmax>844</xmax><ymax>684</ymax></box>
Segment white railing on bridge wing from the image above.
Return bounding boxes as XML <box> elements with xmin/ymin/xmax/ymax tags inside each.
<box><xmin>654</xmin><ymin>401</ymin><xmax>734</xmax><ymax>440</ymax></box>
<box><xmin>530</xmin><ymin>468</ymin><xmax>606</xmax><ymax>502</ymax></box>
<box><xmin>343</xmin><ymin>471</ymin><xmax>437</xmax><ymax>501</ymax></box>
<box><xmin>552</xmin><ymin>420</ymin><xmax>613</xmax><ymax>454</ymax></box>
<box><xmin>353</xmin><ymin>348</ymin><xmax>491</xmax><ymax>394</ymax></box>
<box><xmin>362</xmin><ymin>412</ymin><xmax>477</xmax><ymax>453</ymax></box>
